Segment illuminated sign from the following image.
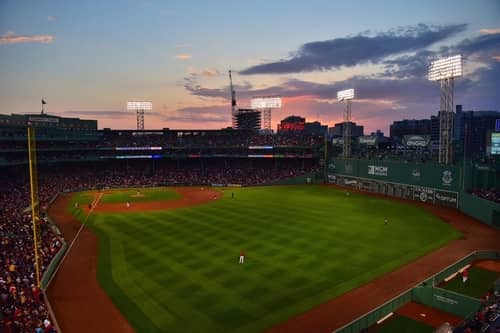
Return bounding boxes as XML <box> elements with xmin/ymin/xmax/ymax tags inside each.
<box><xmin>491</xmin><ymin>132</ymin><xmax>500</xmax><ymax>155</ymax></box>
<box><xmin>116</xmin><ymin>155</ymin><xmax>152</xmax><ymax>159</ymax></box>
<box><xmin>127</xmin><ymin>101</ymin><xmax>153</xmax><ymax>110</ymax></box>
<box><xmin>337</xmin><ymin>89</ymin><xmax>355</xmax><ymax>101</ymax></box>
<box><xmin>496</xmin><ymin>119</ymin><xmax>500</xmax><ymax>131</ymax></box>
<box><xmin>115</xmin><ymin>147</ymin><xmax>162</xmax><ymax>150</ymax></box>
<box><xmin>248</xmin><ymin>146</ymin><xmax>273</xmax><ymax>150</ymax></box>
<box><xmin>428</xmin><ymin>55</ymin><xmax>462</xmax><ymax>81</ymax></box>
<box><xmin>250</xmin><ymin>96</ymin><xmax>282</xmax><ymax>109</ymax></box>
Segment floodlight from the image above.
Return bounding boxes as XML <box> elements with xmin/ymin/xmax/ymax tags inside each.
<box><xmin>428</xmin><ymin>55</ymin><xmax>462</xmax><ymax>81</ymax></box>
<box><xmin>337</xmin><ymin>89</ymin><xmax>355</xmax><ymax>101</ymax></box>
<box><xmin>127</xmin><ymin>101</ymin><xmax>152</xmax><ymax>130</ymax></box>
<box><xmin>250</xmin><ymin>96</ymin><xmax>282</xmax><ymax>132</ymax></box>
<box><xmin>250</xmin><ymin>96</ymin><xmax>282</xmax><ymax>109</ymax></box>
<box><xmin>127</xmin><ymin>101</ymin><xmax>153</xmax><ymax>110</ymax></box>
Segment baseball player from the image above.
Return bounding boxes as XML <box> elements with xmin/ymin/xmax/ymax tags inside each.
<box><xmin>239</xmin><ymin>251</ymin><xmax>245</xmax><ymax>264</ymax></box>
<box><xmin>462</xmin><ymin>268</ymin><xmax>468</xmax><ymax>283</ymax></box>
<box><xmin>126</xmin><ymin>201</ymin><xmax>131</xmax><ymax>208</ymax></box>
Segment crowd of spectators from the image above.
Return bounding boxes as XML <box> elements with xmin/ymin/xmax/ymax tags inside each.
<box><xmin>452</xmin><ymin>288</ymin><xmax>500</xmax><ymax>333</ymax></box>
<box><xmin>471</xmin><ymin>188</ymin><xmax>500</xmax><ymax>204</ymax></box>
<box><xmin>1</xmin><ymin>182</ymin><xmax>62</xmax><ymax>333</ymax></box>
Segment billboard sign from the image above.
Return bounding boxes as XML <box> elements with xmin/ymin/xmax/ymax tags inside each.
<box><xmin>403</xmin><ymin>135</ymin><xmax>431</xmax><ymax>148</ymax></box>
<box><xmin>358</xmin><ymin>136</ymin><xmax>378</xmax><ymax>145</ymax></box>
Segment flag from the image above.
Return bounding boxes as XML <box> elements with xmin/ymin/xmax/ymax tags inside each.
<box><xmin>42</xmin><ymin>99</ymin><xmax>47</xmax><ymax>104</ymax></box>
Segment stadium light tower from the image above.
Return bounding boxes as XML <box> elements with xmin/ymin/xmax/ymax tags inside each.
<box><xmin>127</xmin><ymin>101</ymin><xmax>152</xmax><ymax>130</ymax></box>
<box><xmin>428</xmin><ymin>54</ymin><xmax>463</xmax><ymax>165</ymax></box>
<box><xmin>337</xmin><ymin>89</ymin><xmax>355</xmax><ymax>158</ymax></box>
<box><xmin>250</xmin><ymin>96</ymin><xmax>282</xmax><ymax>132</ymax></box>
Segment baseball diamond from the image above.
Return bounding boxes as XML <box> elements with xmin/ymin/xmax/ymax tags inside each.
<box><xmin>55</xmin><ymin>185</ymin><xmax>460</xmax><ymax>332</ymax></box>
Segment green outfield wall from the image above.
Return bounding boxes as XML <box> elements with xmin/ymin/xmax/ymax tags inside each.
<box><xmin>459</xmin><ymin>192</ymin><xmax>500</xmax><ymax>227</ymax></box>
<box><xmin>327</xmin><ymin>158</ymin><xmax>500</xmax><ymax>225</ymax></box>
<box><xmin>328</xmin><ymin>158</ymin><xmax>460</xmax><ymax>192</ymax></box>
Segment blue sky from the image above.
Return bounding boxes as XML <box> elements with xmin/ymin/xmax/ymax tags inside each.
<box><xmin>1</xmin><ymin>0</ymin><xmax>499</xmax><ymax>133</ymax></box>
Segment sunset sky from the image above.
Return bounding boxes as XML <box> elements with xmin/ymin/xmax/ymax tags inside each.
<box><xmin>1</xmin><ymin>0</ymin><xmax>499</xmax><ymax>134</ymax></box>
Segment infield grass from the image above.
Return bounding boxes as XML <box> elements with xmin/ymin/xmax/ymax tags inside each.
<box><xmin>99</xmin><ymin>187</ymin><xmax>180</xmax><ymax>203</ymax></box>
<box><xmin>70</xmin><ymin>185</ymin><xmax>460</xmax><ymax>333</ymax></box>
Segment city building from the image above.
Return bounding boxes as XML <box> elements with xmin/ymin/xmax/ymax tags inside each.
<box><xmin>389</xmin><ymin>119</ymin><xmax>431</xmax><ymax>143</ymax></box>
<box><xmin>328</xmin><ymin>121</ymin><xmax>364</xmax><ymax>138</ymax></box>
<box><xmin>454</xmin><ymin>105</ymin><xmax>500</xmax><ymax>154</ymax></box>
<box><xmin>235</xmin><ymin>109</ymin><xmax>261</xmax><ymax>131</ymax></box>
<box><xmin>277</xmin><ymin>116</ymin><xmax>305</xmax><ymax>133</ymax></box>
<box><xmin>0</xmin><ymin>113</ymin><xmax>97</xmax><ymax>131</ymax></box>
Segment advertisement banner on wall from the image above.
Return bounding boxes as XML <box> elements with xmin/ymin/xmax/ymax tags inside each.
<box><xmin>413</xmin><ymin>186</ymin><xmax>435</xmax><ymax>203</ymax></box>
<box><xmin>434</xmin><ymin>190</ymin><xmax>459</xmax><ymax>207</ymax></box>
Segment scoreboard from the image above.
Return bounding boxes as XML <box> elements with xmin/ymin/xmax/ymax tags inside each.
<box><xmin>491</xmin><ymin>132</ymin><xmax>500</xmax><ymax>155</ymax></box>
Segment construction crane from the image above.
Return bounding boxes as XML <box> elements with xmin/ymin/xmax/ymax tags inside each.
<box><xmin>229</xmin><ymin>70</ymin><xmax>238</xmax><ymax>128</ymax></box>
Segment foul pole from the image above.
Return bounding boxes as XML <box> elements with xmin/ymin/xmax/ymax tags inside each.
<box><xmin>27</xmin><ymin>127</ymin><xmax>42</xmax><ymax>287</ymax></box>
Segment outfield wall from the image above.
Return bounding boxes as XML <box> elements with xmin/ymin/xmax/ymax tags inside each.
<box><xmin>328</xmin><ymin>159</ymin><xmax>461</xmax><ymax>192</ymax></box>
<box><xmin>459</xmin><ymin>192</ymin><xmax>500</xmax><ymax>227</ymax></box>
<box><xmin>327</xmin><ymin>158</ymin><xmax>500</xmax><ymax>224</ymax></box>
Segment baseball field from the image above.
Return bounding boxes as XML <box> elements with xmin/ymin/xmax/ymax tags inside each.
<box><xmin>67</xmin><ymin>185</ymin><xmax>460</xmax><ymax>333</ymax></box>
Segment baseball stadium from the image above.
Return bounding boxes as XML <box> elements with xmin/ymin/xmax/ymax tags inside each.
<box><xmin>2</xmin><ymin>3</ymin><xmax>500</xmax><ymax>333</ymax></box>
<box><xmin>1</xmin><ymin>109</ymin><xmax>500</xmax><ymax>333</ymax></box>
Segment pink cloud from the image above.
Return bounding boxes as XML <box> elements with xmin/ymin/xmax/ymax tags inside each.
<box><xmin>175</xmin><ymin>54</ymin><xmax>192</xmax><ymax>60</ymax></box>
<box><xmin>479</xmin><ymin>28</ymin><xmax>500</xmax><ymax>34</ymax></box>
<box><xmin>0</xmin><ymin>31</ymin><xmax>55</xmax><ymax>45</ymax></box>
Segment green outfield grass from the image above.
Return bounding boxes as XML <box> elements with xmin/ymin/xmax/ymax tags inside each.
<box><xmin>374</xmin><ymin>315</ymin><xmax>434</xmax><ymax>333</ymax></box>
<box><xmin>70</xmin><ymin>185</ymin><xmax>460</xmax><ymax>333</ymax></box>
<box><xmin>99</xmin><ymin>187</ymin><xmax>180</xmax><ymax>203</ymax></box>
<box><xmin>440</xmin><ymin>266</ymin><xmax>500</xmax><ymax>299</ymax></box>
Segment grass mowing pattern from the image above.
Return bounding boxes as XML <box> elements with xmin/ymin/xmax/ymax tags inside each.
<box><xmin>99</xmin><ymin>187</ymin><xmax>180</xmax><ymax>203</ymax></box>
<box><xmin>440</xmin><ymin>267</ymin><xmax>500</xmax><ymax>299</ymax></box>
<box><xmin>375</xmin><ymin>315</ymin><xmax>434</xmax><ymax>333</ymax></box>
<box><xmin>72</xmin><ymin>185</ymin><xmax>460</xmax><ymax>333</ymax></box>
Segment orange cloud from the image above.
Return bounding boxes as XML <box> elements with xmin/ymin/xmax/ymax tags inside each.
<box><xmin>0</xmin><ymin>31</ymin><xmax>55</xmax><ymax>45</ymax></box>
<box><xmin>175</xmin><ymin>54</ymin><xmax>192</xmax><ymax>60</ymax></box>
<box><xmin>479</xmin><ymin>28</ymin><xmax>500</xmax><ymax>34</ymax></box>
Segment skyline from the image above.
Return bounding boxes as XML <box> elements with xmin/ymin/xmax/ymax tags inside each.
<box><xmin>1</xmin><ymin>0</ymin><xmax>500</xmax><ymax>133</ymax></box>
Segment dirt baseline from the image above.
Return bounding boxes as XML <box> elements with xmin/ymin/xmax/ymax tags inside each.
<box><xmin>93</xmin><ymin>187</ymin><xmax>222</xmax><ymax>213</ymax></box>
